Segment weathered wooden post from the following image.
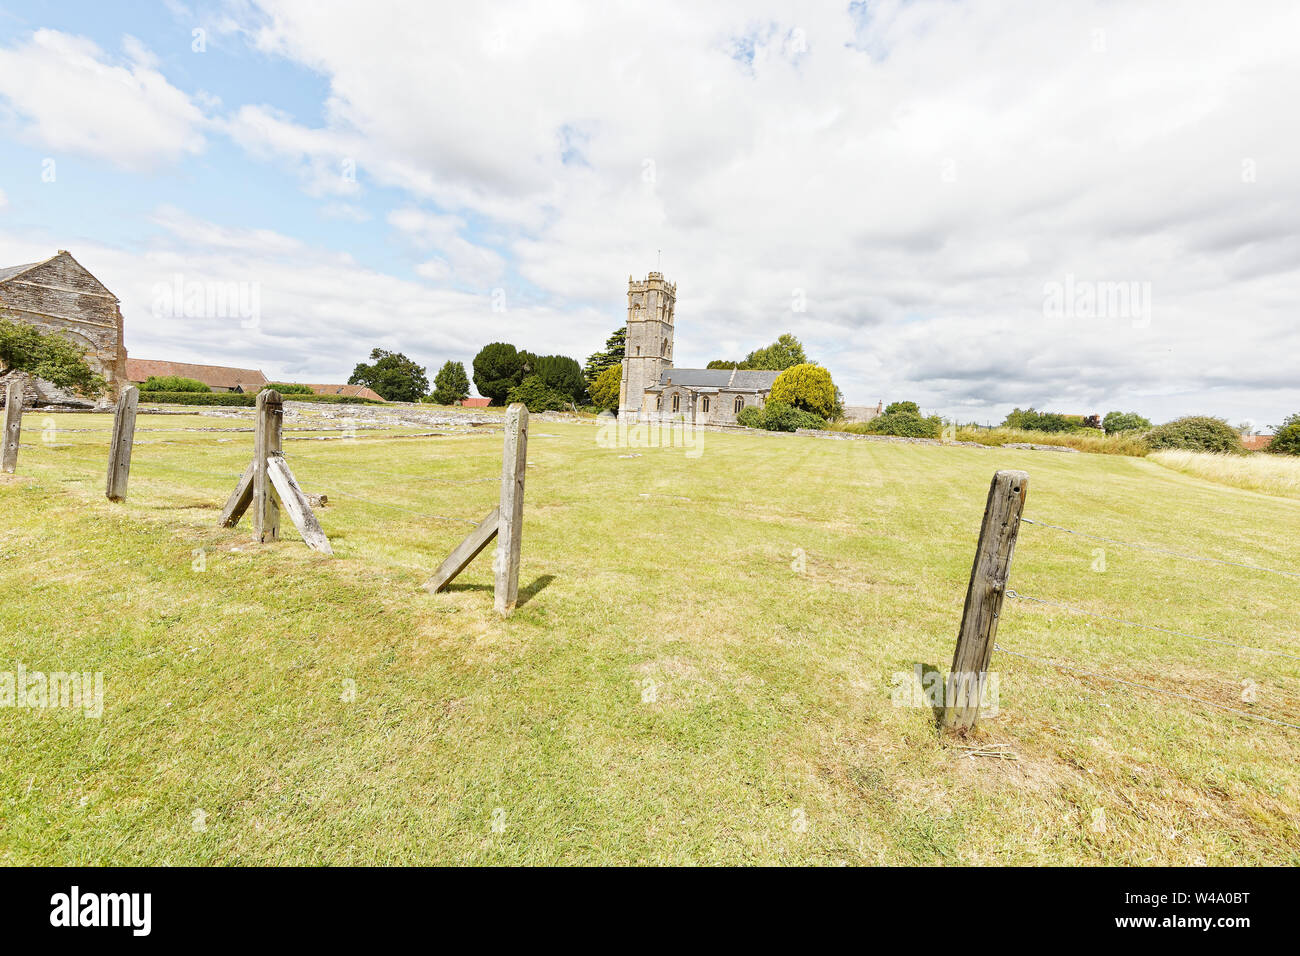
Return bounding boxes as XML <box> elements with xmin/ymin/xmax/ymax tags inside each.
<box><xmin>2</xmin><ymin>378</ymin><xmax>23</xmax><ymax>474</ymax></box>
<box><xmin>493</xmin><ymin>403</ymin><xmax>528</xmax><ymax>615</ymax></box>
<box><xmin>105</xmin><ymin>385</ymin><xmax>139</xmax><ymax>502</ymax></box>
<box><xmin>253</xmin><ymin>389</ymin><xmax>282</xmax><ymax>542</ymax></box>
<box><xmin>943</xmin><ymin>469</ymin><xmax>1029</xmax><ymax>732</ymax></box>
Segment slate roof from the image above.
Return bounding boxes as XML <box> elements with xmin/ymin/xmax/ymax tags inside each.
<box><xmin>0</xmin><ymin>261</ymin><xmax>45</xmax><ymax>283</ymax></box>
<box><xmin>654</xmin><ymin>368</ymin><xmax>780</xmax><ymax>390</ymax></box>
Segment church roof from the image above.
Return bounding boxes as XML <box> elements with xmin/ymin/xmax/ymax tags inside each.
<box><xmin>0</xmin><ymin>261</ymin><xmax>44</xmax><ymax>283</ymax></box>
<box><xmin>656</xmin><ymin>368</ymin><xmax>780</xmax><ymax>390</ymax></box>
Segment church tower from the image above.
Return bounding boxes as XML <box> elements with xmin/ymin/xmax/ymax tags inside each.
<box><xmin>618</xmin><ymin>271</ymin><xmax>675</xmax><ymax>417</ymax></box>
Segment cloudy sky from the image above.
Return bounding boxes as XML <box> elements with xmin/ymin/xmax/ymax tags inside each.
<box><xmin>0</xmin><ymin>0</ymin><xmax>1296</xmax><ymax>426</ymax></box>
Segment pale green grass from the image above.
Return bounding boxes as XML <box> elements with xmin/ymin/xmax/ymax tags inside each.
<box><xmin>1</xmin><ymin>413</ymin><xmax>1297</xmax><ymax>864</ymax></box>
<box><xmin>1151</xmin><ymin>449</ymin><xmax>1300</xmax><ymax>500</ymax></box>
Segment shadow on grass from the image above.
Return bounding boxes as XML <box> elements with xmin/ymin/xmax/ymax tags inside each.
<box><xmin>439</xmin><ymin>574</ymin><xmax>555</xmax><ymax>608</ymax></box>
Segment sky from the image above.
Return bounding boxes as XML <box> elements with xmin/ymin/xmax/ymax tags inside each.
<box><xmin>0</xmin><ymin>0</ymin><xmax>1296</xmax><ymax>428</ymax></box>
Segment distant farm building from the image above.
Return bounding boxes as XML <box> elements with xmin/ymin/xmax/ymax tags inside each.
<box><xmin>127</xmin><ymin>358</ymin><xmax>267</xmax><ymax>393</ymax></box>
<box><xmin>457</xmin><ymin>397</ymin><xmax>491</xmax><ymax>408</ymax></box>
<box><xmin>1242</xmin><ymin>435</ymin><xmax>1274</xmax><ymax>452</ymax></box>
<box><xmin>0</xmin><ymin>251</ymin><xmax>128</xmax><ymax>390</ymax></box>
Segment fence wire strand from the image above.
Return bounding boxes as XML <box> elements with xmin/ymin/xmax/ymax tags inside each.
<box><xmin>1005</xmin><ymin>589</ymin><xmax>1300</xmax><ymax>662</ymax></box>
<box><xmin>995</xmin><ymin>642</ymin><xmax>1300</xmax><ymax>731</ymax></box>
<box><xmin>1019</xmin><ymin>516</ymin><xmax>1300</xmax><ymax>580</ymax></box>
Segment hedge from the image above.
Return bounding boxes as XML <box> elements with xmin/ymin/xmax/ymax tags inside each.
<box><xmin>137</xmin><ymin>391</ymin><xmax>384</xmax><ymax>406</ymax></box>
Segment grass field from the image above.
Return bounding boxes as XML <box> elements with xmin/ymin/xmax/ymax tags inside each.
<box><xmin>2</xmin><ymin>409</ymin><xmax>1298</xmax><ymax>864</ymax></box>
<box><xmin>1151</xmin><ymin>449</ymin><xmax>1300</xmax><ymax>500</ymax></box>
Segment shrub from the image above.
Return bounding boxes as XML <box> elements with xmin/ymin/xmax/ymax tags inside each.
<box><xmin>735</xmin><ymin>406</ymin><xmax>765</xmax><ymax>428</ymax></box>
<box><xmin>1102</xmin><ymin>410</ymin><xmax>1153</xmax><ymax>434</ymax></box>
<box><xmin>0</xmin><ymin>319</ymin><xmax>107</xmax><ymax>395</ymax></box>
<box><xmin>1267</xmin><ymin>414</ymin><xmax>1300</xmax><ymax>456</ymax></box>
<box><xmin>137</xmin><ymin>391</ymin><xmax>381</xmax><ymax>406</ymax></box>
<box><xmin>865</xmin><ymin>411</ymin><xmax>942</xmax><ymax>438</ymax></box>
<box><xmin>506</xmin><ymin>374</ymin><xmax>568</xmax><ymax>412</ymax></box>
<box><xmin>1002</xmin><ymin>407</ymin><xmax>1084</xmax><ymax>433</ymax></box>
<box><xmin>769</xmin><ymin>363</ymin><xmax>836</xmax><ymax>419</ymax></box>
<box><xmin>139</xmin><ymin>375</ymin><xmax>211</xmax><ymax>393</ymax></box>
<box><xmin>589</xmin><ymin>363</ymin><xmax>621</xmax><ymax>411</ymax></box>
<box><xmin>1143</xmin><ymin>416</ymin><xmax>1244</xmax><ymax>453</ymax></box>
<box><xmin>884</xmin><ymin>401</ymin><xmax>920</xmax><ymax>416</ymax></box>
<box><xmin>756</xmin><ymin>400</ymin><xmax>826</xmax><ymax>432</ymax></box>
<box><xmin>261</xmin><ymin>382</ymin><xmax>314</xmax><ymax>395</ymax></box>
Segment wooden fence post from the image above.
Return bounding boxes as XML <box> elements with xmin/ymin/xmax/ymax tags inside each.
<box><xmin>105</xmin><ymin>385</ymin><xmax>139</xmax><ymax>502</ymax></box>
<box><xmin>943</xmin><ymin>469</ymin><xmax>1029</xmax><ymax>732</ymax></box>
<box><xmin>253</xmin><ymin>389</ymin><xmax>283</xmax><ymax>542</ymax></box>
<box><xmin>2</xmin><ymin>378</ymin><xmax>23</xmax><ymax>474</ymax></box>
<box><xmin>493</xmin><ymin>403</ymin><xmax>528</xmax><ymax>615</ymax></box>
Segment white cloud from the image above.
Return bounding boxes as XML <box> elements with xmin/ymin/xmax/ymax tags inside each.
<box><xmin>0</xmin><ymin>30</ymin><xmax>208</xmax><ymax>170</ymax></box>
<box><xmin>213</xmin><ymin>0</ymin><xmax>1300</xmax><ymax>423</ymax></box>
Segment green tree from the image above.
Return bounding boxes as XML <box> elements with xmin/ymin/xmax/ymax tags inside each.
<box><xmin>884</xmin><ymin>400</ymin><xmax>920</xmax><ymax>416</ymax></box>
<box><xmin>506</xmin><ymin>374</ymin><xmax>568</xmax><ymax>412</ymax></box>
<box><xmin>430</xmin><ymin>360</ymin><xmax>471</xmax><ymax>405</ymax></box>
<box><xmin>348</xmin><ymin>348</ymin><xmax>429</xmax><ymax>403</ymax></box>
<box><xmin>472</xmin><ymin>343</ymin><xmax>527</xmax><ymax>405</ymax></box>
<box><xmin>0</xmin><ymin>319</ymin><xmax>107</xmax><ymax>395</ymax></box>
<box><xmin>769</xmin><ymin>363</ymin><xmax>836</xmax><ymax>418</ymax></box>
<box><xmin>590</xmin><ymin>363</ymin><xmax>621</xmax><ymax>411</ymax></box>
<box><xmin>866</xmin><ymin>411</ymin><xmax>942</xmax><ymax>438</ymax></box>
<box><xmin>743</xmin><ymin>333</ymin><xmax>808</xmax><ymax>371</ymax></box>
<box><xmin>584</xmin><ymin>327</ymin><xmax>626</xmax><ymax>384</ymax></box>
<box><xmin>140</xmin><ymin>376</ymin><xmax>211</xmax><ymax>393</ymax></box>
<box><xmin>1102</xmin><ymin>411</ymin><xmax>1152</xmax><ymax>434</ymax></box>
<box><xmin>533</xmin><ymin>354</ymin><xmax>586</xmax><ymax>404</ymax></box>
<box><xmin>1267</xmin><ymin>414</ymin><xmax>1300</xmax><ymax>456</ymax></box>
<box><xmin>707</xmin><ymin>359</ymin><xmax>741</xmax><ymax>370</ymax></box>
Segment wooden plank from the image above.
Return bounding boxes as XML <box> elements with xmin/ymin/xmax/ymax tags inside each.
<box><xmin>493</xmin><ymin>403</ymin><xmax>529</xmax><ymax>615</ymax></box>
<box><xmin>253</xmin><ymin>389</ymin><xmax>282</xmax><ymax>543</ymax></box>
<box><xmin>943</xmin><ymin>469</ymin><xmax>1029</xmax><ymax>732</ymax></box>
<box><xmin>105</xmin><ymin>385</ymin><xmax>139</xmax><ymax>502</ymax></box>
<box><xmin>424</xmin><ymin>507</ymin><xmax>500</xmax><ymax>594</ymax></box>
<box><xmin>219</xmin><ymin>462</ymin><xmax>255</xmax><ymax>527</ymax></box>
<box><xmin>266</xmin><ymin>454</ymin><xmax>333</xmax><ymax>556</ymax></box>
<box><xmin>2</xmin><ymin>379</ymin><xmax>23</xmax><ymax>474</ymax></box>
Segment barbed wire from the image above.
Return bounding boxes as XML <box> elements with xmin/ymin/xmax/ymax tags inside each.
<box><xmin>994</xmin><ymin>642</ymin><xmax>1300</xmax><ymax>731</ymax></box>
<box><xmin>1019</xmin><ymin>516</ymin><xmax>1300</xmax><ymax>580</ymax></box>
<box><xmin>1005</xmin><ymin>589</ymin><xmax>1300</xmax><ymax>662</ymax></box>
<box><xmin>15</xmin><ymin>443</ymin><xmax>242</xmax><ymax>481</ymax></box>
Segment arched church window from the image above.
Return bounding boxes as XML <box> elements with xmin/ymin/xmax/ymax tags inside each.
<box><xmin>661</xmin><ymin>338</ymin><xmax>667</xmax><ymax>356</ymax></box>
<box><xmin>701</xmin><ymin>396</ymin><xmax>710</xmax><ymax>413</ymax></box>
<box><xmin>734</xmin><ymin>396</ymin><xmax>744</xmax><ymax>414</ymax></box>
<box><xmin>671</xmin><ymin>393</ymin><xmax>681</xmax><ymax>413</ymax></box>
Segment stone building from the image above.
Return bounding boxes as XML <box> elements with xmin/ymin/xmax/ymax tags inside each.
<box><xmin>618</xmin><ymin>272</ymin><xmax>779</xmax><ymax>423</ymax></box>
<box><xmin>0</xmin><ymin>251</ymin><xmax>128</xmax><ymax>390</ymax></box>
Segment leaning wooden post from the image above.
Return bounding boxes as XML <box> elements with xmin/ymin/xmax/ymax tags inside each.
<box><xmin>493</xmin><ymin>403</ymin><xmax>528</xmax><ymax>615</ymax></box>
<box><xmin>2</xmin><ymin>378</ymin><xmax>23</xmax><ymax>474</ymax></box>
<box><xmin>943</xmin><ymin>469</ymin><xmax>1029</xmax><ymax>732</ymax></box>
<box><xmin>105</xmin><ymin>385</ymin><xmax>139</xmax><ymax>502</ymax></box>
<box><xmin>253</xmin><ymin>389</ymin><xmax>283</xmax><ymax>542</ymax></box>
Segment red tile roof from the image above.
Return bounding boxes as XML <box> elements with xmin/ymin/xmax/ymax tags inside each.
<box><xmin>457</xmin><ymin>397</ymin><xmax>491</xmax><ymax>407</ymax></box>
<box><xmin>295</xmin><ymin>383</ymin><xmax>385</xmax><ymax>402</ymax></box>
<box><xmin>126</xmin><ymin>358</ymin><xmax>267</xmax><ymax>391</ymax></box>
<box><xmin>1242</xmin><ymin>435</ymin><xmax>1274</xmax><ymax>451</ymax></box>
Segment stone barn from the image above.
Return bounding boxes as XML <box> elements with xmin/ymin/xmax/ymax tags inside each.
<box><xmin>0</xmin><ymin>251</ymin><xmax>128</xmax><ymax>390</ymax></box>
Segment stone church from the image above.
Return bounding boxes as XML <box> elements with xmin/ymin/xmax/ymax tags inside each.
<box><xmin>0</xmin><ymin>251</ymin><xmax>128</xmax><ymax>390</ymax></box>
<box><xmin>618</xmin><ymin>272</ymin><xmax>779</xmax><ymax>423</ymax></box>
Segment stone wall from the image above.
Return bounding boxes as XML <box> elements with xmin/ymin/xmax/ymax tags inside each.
<box><xmin>0</xmin><ymin>252</ymin><xmax>127</xmax><ymax>390</ymax></box>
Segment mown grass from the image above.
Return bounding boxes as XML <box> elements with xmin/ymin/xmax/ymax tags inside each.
<box><xmin>1151</xmin><ymin>449</ymin><xmax>1300</xmax><ymax>500</ymax></box>
<box><xmin>1</xmin><ymin>411</ymin><xmax>1298</xmax><ymax>865</ymax></box>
